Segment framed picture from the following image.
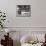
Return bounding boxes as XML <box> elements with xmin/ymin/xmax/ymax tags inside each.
<box><xmin>16</xmin><ymin>5</ymin><xmax>31</xmax><ymax>17</ymax></box>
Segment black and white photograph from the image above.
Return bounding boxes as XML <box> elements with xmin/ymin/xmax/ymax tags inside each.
<box><xmin>16</xmin><ymin>5</ymin><xmax>31</xmax><ymax>17</ymax></box>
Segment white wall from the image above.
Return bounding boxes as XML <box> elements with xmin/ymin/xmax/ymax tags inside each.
<box><xmin>0</xmin><ymin>0</ymin><xmax>46</xmax><ymax>27</ymax></box>
<box><xmin>0</xmin><ymin>0</ymin><xmax>46</xmax><ymax>31</ymax></box>
<box><xmin>31</xmin><ymin>0</ymin><xmax>46</xmax><ymax>27</ymax></box>
<box><xmin>15</xmin><ymin>0</ymin><xmax>46</xmax><ymax>27</ymax></box>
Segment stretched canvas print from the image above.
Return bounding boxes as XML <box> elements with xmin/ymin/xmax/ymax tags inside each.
<box><xmin>16</xmin><ymin>5</ymin><xmax>31</xmax><ymax>17</ymax></box>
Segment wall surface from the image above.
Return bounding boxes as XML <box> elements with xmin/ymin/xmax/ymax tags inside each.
<box><xmin>0</xmin><ymin>0</ymin><xmax>46</xmax><ymax>27</ymax></box>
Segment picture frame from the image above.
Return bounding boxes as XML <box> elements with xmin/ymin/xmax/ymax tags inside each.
<box><xmin>16</xmin><ymin>5</ymin><xmax>31</xmax><ymax>17</ymax></box>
